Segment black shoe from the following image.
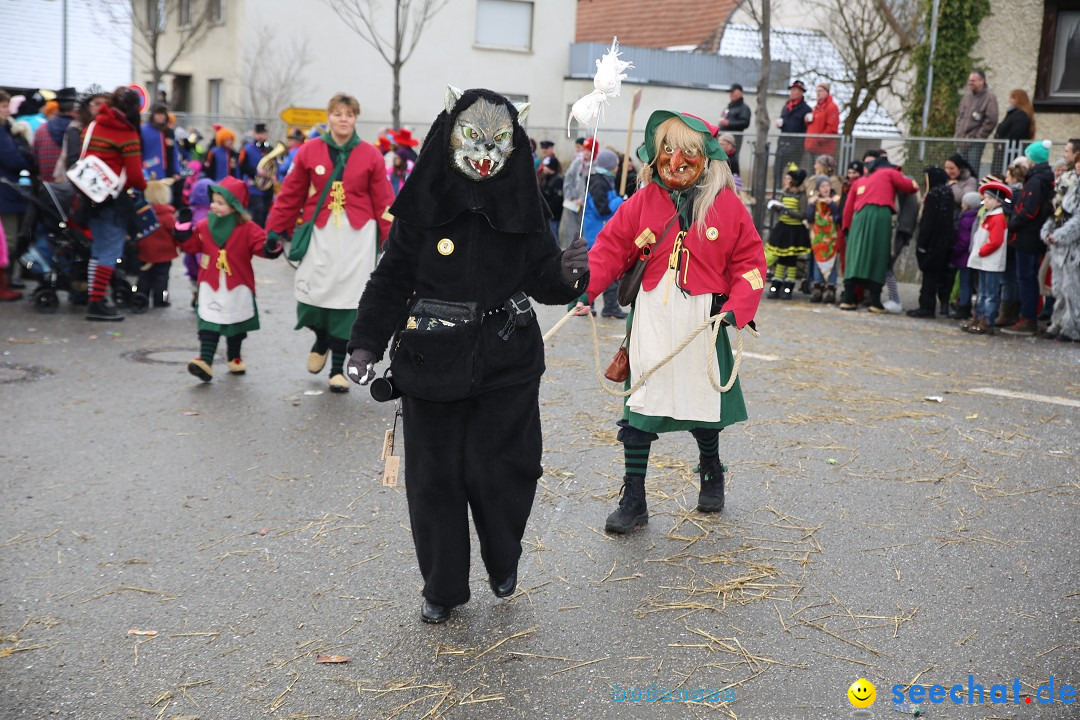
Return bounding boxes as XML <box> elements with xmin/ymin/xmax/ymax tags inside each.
<box><xmin>696</xmin><ymin>458</ymin><xmax>725</xmax><ymax>513</ymax></box>
<box><xmin>949</xmin><ymin>305</ymin><xmax>971</xmax><ymax>320</ymax></box>
<box><xmin>601</xmin><ymin>309</ymin><xmax>628</xmax><ymax>319</ymax></box>
<box><xmin>489</xmin><ymin>569</ymin><xmax>518</xmax><ymax>598</ymax></box>
<box><xmin>85</xmin><ymin>300</ymin><xmax>124</xmax><ymax>322</ymax></box>
<box><xmin>906</xmin><ymin>308</ymin><xmax>935</xmax><ymax>318</ymax></box>
<box><xmin>767</xmin><ymin>279</ymin><xmax>781</xmax><ymax>300</ymax></box>
<box><xmin>605</xmin><ymin>476</ymin><xmax>648</xmax><ymax>534</ymax></box>
<box><xmin>781</xmin><ymin>281</ymin><xmax>794</xmax><ymax>300</ymax></box>
<box><xmin>420</xmin><ymin>599</ymin><xmax>452</xmax><ymax>624</ymax></box>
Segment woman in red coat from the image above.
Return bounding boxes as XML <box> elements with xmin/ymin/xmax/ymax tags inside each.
<box><xmin>266</xmin><ymin>93</ymin><xmax>395</xmax><ymax>393</ymax></box>
<box><xmin>585</xmin><ymin>110</ymin><xmax>766</xmax><ymax>534</ymax></box>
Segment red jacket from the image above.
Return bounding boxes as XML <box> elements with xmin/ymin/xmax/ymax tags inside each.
<box><xmin>83</xmin><ymin>105</ymin><xmax>146</xmax><ymax>191</ymax></box>
<box><xmin>804</xmin><ymin>95</ymin><xmax>840</xmax><ymax>155</ymax></box>
<box><xmin>586</xmin><ymin>182</ymin><xmax>766</xmax><ymax>328</ymax></box>
<box><xmin>265</xmin><ymin>137</ymin><xmax>394</xmax><ymax>241</ymax></box>
<box><xmin>841</xmin><ymin>168</ymin><xmax>919</xmax><ymax>231</ymax></box>
<box><xmin>138</xmin><ymin>203</ymin><xmax>179</xmax><ymax>264</ymax></box>
<box><xmin>176</xmin><ymin>217</ymin><xmax>269</xmax><ymax>292</ymax></box>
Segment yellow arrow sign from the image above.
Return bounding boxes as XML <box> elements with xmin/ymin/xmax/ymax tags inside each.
<box><xmin>279</xmin><ymin>107</ymin><xmax>327</xmax><ymax>128</ymax></box>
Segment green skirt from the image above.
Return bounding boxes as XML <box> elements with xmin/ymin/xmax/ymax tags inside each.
<box><xmin>845</xmin><ymin>204</ymin><xmax>893</xmax><ymax>285</ymax></box>
<box><xmin>198</xmin><ymin>297</ymin><xmax>259</xmax><ymax>337</ymax></box>
<box><xmin>295</xmin><ymin>302</ymin><xmax>357</xmax><ymax>340</ymax></box>
<box><xmin>622</xmin><ymin>308</ymin><xmax>748</xmax><ymax>434</ymax></box>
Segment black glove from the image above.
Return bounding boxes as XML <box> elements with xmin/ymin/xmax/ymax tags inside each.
<box><xmin>264</xmin><ymin>232</ymin><xmax>284</xmax><ymax>259</ymax></box>
<box><xmin>345</xmin><ymin>349</ymin><xmax>377</xmax><ymax>385</ymax></box>
<box><xmin>173</xmin><ymin>207</ymin><xmax>193</xmax><ymax>242</ymax></box>
<box><xmin>561</xmin><ymin>236</ymin><xmax>589</xmax><ymax>284</ymax></box>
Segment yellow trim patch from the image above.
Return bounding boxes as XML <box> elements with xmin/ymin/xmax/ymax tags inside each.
<box><xmin>742</xmin><ymin>268</ymin><xmax>764</xmax><ymax>291</ymax></box>
<box><xmin>634</xmin><ymin>227</ymin><xmax>657</xmax><ymax>248</ymax></box>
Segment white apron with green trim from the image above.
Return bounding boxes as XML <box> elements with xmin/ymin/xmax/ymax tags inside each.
<box><xmin>293</xmin><ymin>219</ymin><xmax>377</xmax><ymax>309</ymax></box>
<box><xmin>627</xmin><ymin>268</ymin><xmax>723</xmax><ymax>422</ymax></box>
<box><xmin>199</xmin><ymin>268</ymin><xmax>255</xmax><ymax>325</ymax></box>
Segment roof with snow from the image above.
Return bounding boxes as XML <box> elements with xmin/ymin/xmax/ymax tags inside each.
<box><xmin>717</xmin><ymin>24</ymin><xmax>900</xmax><ymax>137</ymax></box>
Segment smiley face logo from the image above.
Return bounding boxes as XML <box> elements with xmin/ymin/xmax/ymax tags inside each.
<box><xmin>847</xmin><ymin>678</ymin><xmax>876</xmax><ymax>709</ymax></box>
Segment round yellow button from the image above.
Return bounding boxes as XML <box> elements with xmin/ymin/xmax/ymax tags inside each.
<box><xmin>437</xmin><ymin>239</ymin><xmax>454</xmax><ymax>255</ymax></box>
<box><xmin>706</xmin><ymin>227</ymin><xmax>719</xmax><ymax>241</ymax></box>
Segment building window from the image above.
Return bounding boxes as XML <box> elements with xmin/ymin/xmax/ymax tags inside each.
<box><xmin>146</xmin><ymin>0</ymin><xmax>166</xmax><ymax>31</ymax></box>
<box><xmin>475</xmin><ymin>0</ymin><xmax>533</xmax><ymax>52</ymax></box>
<box><xmin>1036</xmin><ymin>1</ymin><xmax>1080</xmax><ymax>107</ymax></box>
<box><xmin>178</xmin><ymin>0</ymin><xmax>191</xmax><ymax>27</ymax></box>
<box><xmin>209</xmin><ymin>0</ymin><xmax>223</xmax><ymax>23</ymax></box>
<box><xmin>172</xmin><ymin>75</ymin><xmax>191</xmax><ymax>112</ymax></box>
<box><xmin>208</xmin><ymin>79</ymin><xmax>222</xmax><ymax>115</ymax></box>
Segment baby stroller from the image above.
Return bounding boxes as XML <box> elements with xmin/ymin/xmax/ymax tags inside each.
<box><xmin>10</xmin><ymin>179</ymin><xmax>144</xmax><ymax>314</ymax></box>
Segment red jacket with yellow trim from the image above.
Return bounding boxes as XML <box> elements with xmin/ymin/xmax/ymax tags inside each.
<box><xmin>585</xmin><ymin>182</ymin><xmax>766</xmax><ymax>328</ymax></box>
<box><xmin>265</xmin><ymin>137</ymin><xmax>394</xmax><ymax>241</ymax></box>
<box><xmin>841</xmin><ymin>167</ymin><xmax>919</xmax><ymax>231</ymax></box>
<box><xmin>176</xmin><ymin>217</ymin><xmax>269</xmax><ymax>292</ymax></box>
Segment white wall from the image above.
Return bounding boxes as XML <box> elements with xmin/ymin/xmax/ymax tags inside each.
<box><xmin>145</xmin><ymin>0</ymin><xmax>575</xmax><ymax>129</ymax></box>
<box><xmin>0</xmin><ymin>0</ymin><xmax>131</xmax><ymax>91</ymax></box>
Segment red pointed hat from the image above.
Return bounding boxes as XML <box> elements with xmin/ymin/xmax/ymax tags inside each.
<box><xmin>392</xmin><ymin>128</ymin><xmax>420</xmax><ymax>147</ymax></box>
<box><xmin>978</xmin><ymin>181</ymin><xmax>1012</xmax><ymax>201</ymax></box>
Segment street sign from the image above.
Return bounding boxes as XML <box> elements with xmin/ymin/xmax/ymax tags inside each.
<box><xmin>279</xmin><ymin>107</ymin><xmax>327</xmax><ymax>128</ymax></box>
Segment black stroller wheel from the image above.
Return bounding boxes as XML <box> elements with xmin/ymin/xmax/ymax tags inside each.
<box><xmin>32</xmin><ymin>288</ymin><xmax>60</xmax><ymax>314</ymax></box>
<box><xmin>129</xmin><ymin>293</ymin><xmax>149</xmax><ymax>314</ymax></box>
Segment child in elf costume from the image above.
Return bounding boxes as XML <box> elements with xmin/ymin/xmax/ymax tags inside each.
<box><xmin>175</xmin><ymin>176</ymin><xmax>282</xmax><ymax>381</ymax></box>
<box><xmin>807</xmin><ymin>175</ymin><xmax>841</xmax><ymax>303</ymax></box>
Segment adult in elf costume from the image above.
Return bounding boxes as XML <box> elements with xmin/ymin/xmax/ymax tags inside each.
<box><xmin>266</xmin><ymin>93</ymin><xmax>395</xmax><ymax>393</ymax></box>
<box><xmin>345</xmin><ymin>86</ymin><xmax>589</xmax><ymax>623</ymax></box>
<box><xmin>584</xmin><ymin>110</ymin><xmax>766</xmax><ymax>534</ymax></box>
<box><xmin>175</xmin><ymin>176</ymin><xmax>283</xmax><ymax>382</ymax></box>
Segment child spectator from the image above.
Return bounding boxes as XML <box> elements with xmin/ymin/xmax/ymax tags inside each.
<box><xmin>387</xmin><ymin>149</ymin><xmax>412</xmax><ymax>196</ymax></box>
<box><xmin>182</xmin><ymin>177</ymin><xmax>214</xmax><ymax>308</ymax></box>
<box><xmin>963</xmin><ymin>181</ymin><xmax>1011</xmax><ymax>334</ymax></box>
<box><xmin>807</xmin><ymin>175</ymin><xmax>841</xmax><ymax>303</ymax></box>
<box><xmin>909</xmin><ymin>166</ymin><xmax>956</xmax><ymax>318</ymax></box>
<box><xmin>136</xmin><ymin>180</ymin><xmax>178</xmax><ymax>308</ymax></box>
<box><xmin>950</xmin><ymin>192</ymin><xmax>981</xmax><ymax>320</ymax></box>
<box><xmin>175</xmin><ymin>177</ymin><xmax>282</xmax><ymax>382</ymax></box>
<box><xmin>571</xmin><ymin>149</ymin><xmax>626</xmax><ymax>317</ymax></box>
<box><xmin>765</xmin><ymin>167</ymin><xmax>809</xmax><ymax>299</ymax></box>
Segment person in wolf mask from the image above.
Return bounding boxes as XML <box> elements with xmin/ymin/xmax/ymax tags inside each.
<box><xmin>345</xmin><ymin>87</ymin><xmax>590</xmax><ymax>624</ymax></box>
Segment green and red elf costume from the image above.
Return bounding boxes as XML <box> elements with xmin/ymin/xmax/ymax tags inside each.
<box><xmin>265</xmin><ymin>130</ymin><xmax>395</xmax><ymax>392</ymax></box>
<box><xmin>584</xmin><ymin>110</ymin><xmax>766</xmax><ymax>532</ymax></box>
<box><xmin>175</xmin><ymin>176</ymin><xmax>282</xmax><ymax>382</ymax></box>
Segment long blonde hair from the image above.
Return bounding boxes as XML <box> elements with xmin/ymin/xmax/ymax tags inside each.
<box><xmin>640</xmin><ymin>117</ymin><xmax>735</xmax><ymax>233</ymax></box>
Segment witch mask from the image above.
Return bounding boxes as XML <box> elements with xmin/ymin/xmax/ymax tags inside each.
<box><xmin>445</xmin><ymin>85</ymin><xmax>530</xmax><ymax>182</ymax></box>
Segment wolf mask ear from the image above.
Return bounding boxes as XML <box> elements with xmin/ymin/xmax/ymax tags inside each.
<box><xmin>513</xmin><ymin>102</ymin><xmax>531</xmax><ymax>124</ymax></box>
<box><xmin>444</xmin><ymin>85</ymin><xmax>464</xmax><ymax>114</ymax></box>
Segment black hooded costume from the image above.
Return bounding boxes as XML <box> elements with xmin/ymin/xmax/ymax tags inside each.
<box><xmin>348</xmin><ymin>88</ymin><xmax>586</xmax><ymax>613</ymax></box>
<box><xmin>910</xmin><ymin>166</ymin><xmax>956</xmax><ymax>316</ymax></box>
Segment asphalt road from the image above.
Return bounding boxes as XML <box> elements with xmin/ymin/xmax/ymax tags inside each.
<box><xmin>2</xmin><ymin>258</ymin><xmax>1078</xmax><ymax>720</ymax></box>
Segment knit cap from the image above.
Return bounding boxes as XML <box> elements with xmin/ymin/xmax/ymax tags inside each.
<box><xmin>1024</xmin><ymin>139</ymin><xmax>1052</xmax><ymax>164</ymax></box>
<box><xmin>961</xmin><ymin>192</ymin><xmax>982</xmax><ymax>210</ymax></box>
<box><xmin>595</xmin><ymin>149</ymin><xmax>619</xmax><ymax>173</ymax></box>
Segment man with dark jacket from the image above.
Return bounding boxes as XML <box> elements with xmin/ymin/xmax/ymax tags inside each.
<box><xmin>33</xmin><ymin>87</ymin><xmax>77</xmax><ymax>181</ymax></box>
<box><xmin>718</xmin><ymin>83</ymin><xmax>751</xmax><ymax>151</ymax></box>
<box><xmin>1002</xmin><ymin>140</ymin><xmax>1054</xmax><ymax>335</ymax></box>
<box><xmin>774</xmin><ymin>80</ymin><xmax>811</xmax><ymax>189</ymax></box>
<box><xmin>955</xmin><ymin>71</ymin><xmax>999</xmax><ymax>170</ymax></box>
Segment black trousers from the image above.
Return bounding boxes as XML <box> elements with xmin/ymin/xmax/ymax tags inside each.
<box><xmin>917</xmin><ymin>264</ymin><xmax>956</xmax><ymax>313</ymax></box>
<box><xmin>137</xmin><ymin>261</ymin><xmax>171</xmax><ymax>303</ymax></box>
<box><xmin>402</xmin><ymin>379</ymin><xmax>542</xmax><ymax>606</ymax></box>
<box><xmin>248</xmin><ymin>195</ymin><xmax>271</xmax><ymax>227</ymax></box>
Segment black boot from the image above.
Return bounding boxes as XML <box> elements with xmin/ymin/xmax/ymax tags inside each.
<box><xmin>767</xmin><ymin>279</ymin><xmax>782</xmax><ymax>300</ymax></box>
<box><xmin>810</xmin><ymin>283</ymin><xmax>824</xmax><ymax>303</ymax></box>
<box><xmin>605</xmin><ymin>476</ymin><xmax>648</xmax><ymax>534</ymax></box>
<box><xmin>696</xmin><ymin>457</ymin><xmax>725</xmax><ymax>513</ymax></box>
<box><xmin>781</xmin><ymin>281</ymin><xmax>794</xmax><ymax>300</ymax></box>
<box><xmin>823</xmin><ymin>284</ymin><xmax>836</xmax><ymax>304</ymax></box>
<box><xmin>949</xmin><ymin>304</ymin><xmax>971</xmax><ymax>320</ymax></box>
<box><xmin>420</xmin><ymin>599</ymin><xmax>452</xmax><ymax>624</ymax></box>
<box><xmin>86</xmin><ymin>300</ymin><xmax>123</xmax><ymax>322</ymax></box>
<box><xmin>489</xmin><ymin>567</ymin><xmax>518</xmax><ymax>598</ymax></box>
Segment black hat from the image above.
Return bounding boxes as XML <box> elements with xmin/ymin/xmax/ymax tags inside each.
<box><xmin>288</xmin><ymin>127</ymin><xmax>305</xmax><ymax>142</ymax></box>
<box><xmin>787</xmin><ymin>167</ymin><xmax>807</xmax><ymax>187</ymax></box>
<box><xmin>56</xmin><ymin>87</ymin><xmax>78</xmax><ymax>110</ymax></box>
<box><xmin>539</xmin><ymin>140</ymin><xmax>554</xmax><ymax>148</ymax></box>
<box><xmin>790</xmin><ymin>80</ymin><xmax>806</xmax><ymax>92</ymax></box>
<box><xmin>730</xmin><ymin>83</ymin><xmax>744</xmax><ymax>92</ymax></box>
<box><xmin>254</xmin><ymin>122</ymin><xmax>267</xmax><ymax>133</ymax></box>
<box><xmin>575</xmin><ymin>137</ymin><xmax>585</xmax><ymax>145</ymax></box>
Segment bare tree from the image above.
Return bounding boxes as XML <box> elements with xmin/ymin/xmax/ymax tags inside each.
<box><xmin>814</xmin><ymin>0</ymin><xmax>920</xmax><ymax>135</ymax></box>
<box><xmin>324</xmin><ymin>0</ymin><xmax>449</xmax><ymax>128</ymax></box>
<box><xmin>235</xmin><ymin>27</ymin><xmax>314</xmax><ymax>133</ymax></box>
<box><xmin>738</xmin><ymin>0</ymin><xmax>775</xmax><ymax>231</ymax></box>
<box><xmin>100</xmin><ymin>0</ymin><xmax>217</xmax><ymax>100</ymax></box>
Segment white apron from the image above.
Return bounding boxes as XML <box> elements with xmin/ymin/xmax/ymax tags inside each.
<box><xmin>293</xmin><ymin>219</ymin><xmax>377</xmax><ymax>309</ymax></box>
<box><xmin>627</xmin><ymin>268</ymin><xmax>723</xmax><ymax>422</ymax></box>
<box><xmin>198</xmin><ymin>269</ymin><xmax>255</xmax><ymax>325</ymax></box>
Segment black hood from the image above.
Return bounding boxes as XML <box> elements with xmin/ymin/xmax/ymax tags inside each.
<box><xmin>924</xmin><ymin>166</ymin><xmax>948</xmax><ymax>188</ymax></box>
<box><xmin>389</xmin><ymin>88</ymin><xmax>548</xmax><ymax>233</ymax></box>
